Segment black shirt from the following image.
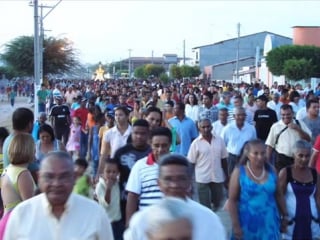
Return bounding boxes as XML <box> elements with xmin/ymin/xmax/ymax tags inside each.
<box><xmin>49</xmin><ymin>104</ymin><xmax>70</xmax><ymax>128</ymax></box>
<box><xmin>254</xmin><ymin>108</ymin><xmax>277</xmax><ymax>141</ymax></box>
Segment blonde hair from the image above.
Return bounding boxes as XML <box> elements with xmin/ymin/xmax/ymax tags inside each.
<box><xmin>8</xmin><ymin>133</ymin><xmax>35</xmax><ymax>164</ymax></box>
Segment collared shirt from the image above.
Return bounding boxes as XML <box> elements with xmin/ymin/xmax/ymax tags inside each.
<box><xmin>198</xmin><ymin>105</ymin><xmax>219</xmax><ymax>123</ymax></box>
<box><xmin>212</xmin><ymin>120</ymin><xmax>228</xmax><ymax>137</ymax></box>
<box><xmin>123</xmin><ymin>197</ymin><xmax>227</xmax><ymax>240</ymax></box>
<box><xmin>4</xmin><ymin>193</ymin><xmax>114</xmax><ymax>240</ymax></box>
<box><xmin>168</xmin><ymin>116</ymin><xmax>198</xmax><ymax>156</ymax></box>
<box><xmin>95</xmin><ymin>177</ymin><xmax>121</xmax><ymax>222</ymax></box>
<box><xmin>265</xmin><ymin>119</ymin><xmax>312</xmax><ymax>157</ymax></box>
<box><xmin>104</xmin><ymin>125</ymin><xmax>132</xmax><ymax>158</ymax></box>
<box><xmin>125</xmin><ymin>156</ymin><xmax>163</xmax><ymax>209</ymax></box>
<box><xmin>221</xmin><ymin>122</ymin><xmax>257</xmax><ymax>156</ymax></box>
<box><xmin>267</xmin><ymin>100</ymin><xmax>283</xmax><ymax>120</ymax></box>
<box><xmin>187</xmin><ymin>135</ymin><xmax>228</xmax><ymax>183</ymax></box>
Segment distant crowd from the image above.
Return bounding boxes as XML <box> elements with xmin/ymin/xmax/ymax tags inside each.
<box><xmin>0</xmin><ymin>77</ymin><xmax>320</xmax><ymax>239</ymax></box>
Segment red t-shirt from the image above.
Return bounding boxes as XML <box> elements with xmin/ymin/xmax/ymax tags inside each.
<box><xmin>73</xmin><ymin>108</ymin><xmax>89</xmax><ymax>130</ymax></box>
<box><xmin>313</xmin><ymin>135</ymin><xmax>320</xmax><ymax>173</ymax></box>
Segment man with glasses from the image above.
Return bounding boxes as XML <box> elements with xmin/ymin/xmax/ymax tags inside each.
<box><xmin>4</xmin><ymin>151</ymin><xmax>114</xmax><ymax>240</ymax></box>
<box><xmin>266</xmin><ymin>104</ymin><xmax>311</xmax><ymax>172</ymax></box>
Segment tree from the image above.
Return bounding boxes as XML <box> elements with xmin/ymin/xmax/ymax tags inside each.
<box><xmin>283</xmin><ymin>58</ymin><xmax>316</xmax><ymax>81</ymax></box>
<box><xmin>170</xmin><ymin>64</ymin><xmax>182</xmax><ymax>79</ymax></box>
<box><xmin>144</xmin><ymin>64</ymin><xmax>165</xmax><ymax>77</ymax></box>
<box><xmin>159</xmin><ymin>73</ymin><xmax>169</xmax><ymax>84</ymax></box>
<box><xmin>170</xmin><ymin>65</ymin><xmax>201</xmax><ymax>79</ymax></box>
<box><xmin>0</xmin><ymin>35</ymin><xmax>80</xmax><ymax>77</ymax></box>
<box><xmin>266</xmin><ymin>45</ymin><xmax>320</xmax><ymax>79</ymax></box>
<box><xmin>134</xmin><ymin>66</ymin><xmax>147</xmax><ymax>79</ymax></box>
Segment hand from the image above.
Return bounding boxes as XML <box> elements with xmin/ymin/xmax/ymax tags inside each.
<box><xmin>288</xmin><ymin>122</ymin><xmax>300</xmax><ymax>131</ymax></box>
<box><xmin>105</xmin><ymin>178</ymin><xmax>116</xmax><ymax>190</ymax></box>
<box><xmin>233</xmin><ymin>225</ymin><xmax>243</xmax><ymax>240</ymax></box>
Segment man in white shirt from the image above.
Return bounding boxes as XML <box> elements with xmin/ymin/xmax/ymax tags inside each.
<box><xmin>4</xmin><ymin>151</ymin><xmax>114</xmax><ymax>240</ymax></box>
<box><xmin>124</xmin><ymin>153</ymin><xmax>227</xmax><ymax>240</ymax></box>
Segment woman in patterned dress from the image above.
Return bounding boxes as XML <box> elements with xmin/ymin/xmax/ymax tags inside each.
<box><xmin>228</xmin><ymin>139</ymin><xmax>287</xmax><ymax>240</ymax></box>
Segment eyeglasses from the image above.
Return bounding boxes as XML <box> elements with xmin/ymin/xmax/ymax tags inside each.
<box><xmin>40</xmin><ymin>173</ymin><xmax>73</xmax><ymax>184</ymax></box>
<box><xmin>160</xmin><ymin>176</ymin><xmax>189</xmax><ymax>186</ymax></box>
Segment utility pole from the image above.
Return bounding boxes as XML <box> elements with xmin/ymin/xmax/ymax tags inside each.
<box><xmin>128</xmin><ymin>49</ymin><xmax>132</xmax><ymax>79</ymax></box>
<box><xmin>183</xmin><ymin>39</ymin><xmax>186</xmax><ymax>65</ymax></box>
<box><xmin>151</xmin><ymin>50</ymin><xmax>154</xmax><ymax>64</ymax></box>
<box><xmin>31</xmin><ymin>0</ymin><xmax>62</xmax><ymax>119</ymax></box>
<box><xmin>235</xmin><ymin>22</ymin><xmax>241</xmax><ymax>83</ymax></box>
<box><xmin>33</xmin><ymin>0</ymin><xmax>40</xmax><ymax>117</ymax></box>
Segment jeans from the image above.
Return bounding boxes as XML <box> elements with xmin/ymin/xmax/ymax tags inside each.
<box><xmin>80</xmin><ymin>131</ymin><xmax>88</xmax><ymax>159</ymax></box>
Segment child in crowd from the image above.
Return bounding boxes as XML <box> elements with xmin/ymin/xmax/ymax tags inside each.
<box><xmin>73</xmin><ymin>158</ymin><xmax>91</xmax><ymax>198</ymax></box>
<box><xmin>66</xmin><ymin>116</ymin><xmax>81</xmax><ymax>159</ymax></box>
<box><xmin>88</xmin><ymin>113</ymin><xmax>105</xmax><ymax>178</ymax></box>
<box><xmin>95</xmin><ymin>159</ymin><xmax>124</xmax><ymax>240</ymax></box>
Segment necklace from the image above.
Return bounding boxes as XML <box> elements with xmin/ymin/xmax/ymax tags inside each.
<box><xmin>246</xmin><ymin>162</ymin><xmax>265</xmax><ymax>181</ymax></box>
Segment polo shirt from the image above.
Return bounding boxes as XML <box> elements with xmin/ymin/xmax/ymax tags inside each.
<box><xmin>125</xmin><ymin>154</ymin><xmax>163</xmax><ymax>209</ymax></box>
<box><xmin>187</xmin><ymin>134</ymin><xmax>228</xmax><ymax>183</ymax></box>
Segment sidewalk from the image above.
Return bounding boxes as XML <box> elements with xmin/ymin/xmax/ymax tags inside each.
<box><xmin>0</xmin><ymin>96</ymin><xmax>34</xmax><ymax>131</ymax></box>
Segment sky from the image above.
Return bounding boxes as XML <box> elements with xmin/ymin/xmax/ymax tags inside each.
<box><xmin>1</xmin><ymin>0</ymin><xmax>320</xmax><ymax>65</ymax></box>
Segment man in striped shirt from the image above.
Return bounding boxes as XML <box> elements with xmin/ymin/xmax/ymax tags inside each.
<box><xmin>125</xmin><ymin>127</ymin><xmax>172</xmax><ymax>227</ymax></box>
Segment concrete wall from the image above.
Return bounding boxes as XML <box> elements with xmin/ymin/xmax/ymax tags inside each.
<box><xmin>293</xmin><ymin>26</ymin><xmax>320</xmax><ymax>47</ymax></box>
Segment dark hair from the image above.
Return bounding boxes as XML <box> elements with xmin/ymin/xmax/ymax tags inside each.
<box><xmin>280</xmin><ymin>104</ymin><xmax>293</xmax><ymax>112</ymax></box>
<box><xmin>133</xmin><ymin>119</ymin><xmax>149</xmax><ymax>128</ymax></box>
<box><xmin>239</xmin><ymin>139</ymin><xmax>269</xmax><ymax>168</ymax></box>
<box><xmin>175</xmin><ymin>102</ymin><xmax>185</xmax><ymax>112</ymax></box>
<box><xmin>150</xmin><ymin>127</ymin><xmax>172</xmax><ymax>143</ymax></box>
<box><xmin>219</xmin><ymin>107</ymin><xmax>228</xmax><ymax>113</ymax></box>
<box><xmin>114</xmin><ymin>105</ymin><xmax>130</xmax><ymax>116</ymax></box>
<box><xmin>74</xmin><ymin>158</ymin><xmax>88</xmax><ymax>169</ymax></box>
<box><xmin>186</xmin><ymin>93</ymin><xmax>198</xmax><ymax>105</ymax></box>
<box><xmin>306</xmin><ymin>99</ymin><xmax>319</xmax><ymax>110</ymax></box>
<box><xmin>105</xmin><ymin>158</ymin><xmax>120</xmax><ymax>170</ymax></box>
<box><xmin>289</xmin><ymin>90</ymin><xmax>300</xmax><ymax>102</ymax></box>
<box><xmin>145</xmin><ymin>106</ymin><xmax>162</xmax><ymax>117</ymax></box>
<box><xmin>38</xmin><ymin>124</ymin><xmax>55</xmax><ymax>141</ymax></box>
<box><xmin>165</xmin><ymin>100</ymin><xmax>175</xmax><ymax>108</ymax></box>
<box><xmin>12</xmin><ymin>108</ymin><xmax>34</xmax><ymax>131</ymax></box>
<box><xmin>202</xmin><ymin>91</ymin><xmax>213</xmax><ymax>100</ymax></box>
<box><xmin>158</xmin><ymin>153</ymin><xmax>191</xmax><ymax>176</ymax></box>
<box><xmin>0</xmin><ymin>127</ymin><xmax>9</xmax><ymax>143</ymax></box>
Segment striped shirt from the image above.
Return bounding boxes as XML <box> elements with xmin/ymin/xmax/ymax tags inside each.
<box><xmin>125</xmin><ymin>154</ymin><xmax>163</xmax><ymax>209</ymax></box>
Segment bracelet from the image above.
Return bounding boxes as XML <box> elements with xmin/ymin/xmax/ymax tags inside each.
<box><xmin>281</xmin><ymin>215</ymin><xmax>289</xmax><ymax>221</ymax></box>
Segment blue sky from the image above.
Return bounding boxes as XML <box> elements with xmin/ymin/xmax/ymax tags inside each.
<box><xmin>1</xmin><ymin>0</ymin><xmax>319</xmax><ymax>64</ymax></box>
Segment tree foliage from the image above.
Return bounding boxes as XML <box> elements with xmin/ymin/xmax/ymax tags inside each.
<box><xmin>170</xmin><ymin>64</ymin><xmax>201</xmax><ymax>79</ymax></box>
<box><xmin>133</xmin><ymin>64</ymin><xmax>165</xmax><ymax>78</ymax></box>
<box><xmin>0</xmin><ymin>35</ymin><xmax>80</xmax><ymax>77</ymax></box>
<box><xmin>266</xmin><ymin>45</ymin><xmax>320</xmax><ymax>79</ymax></box>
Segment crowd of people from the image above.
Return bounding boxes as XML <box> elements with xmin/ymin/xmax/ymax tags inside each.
<box><xmin>0</xmin><ymin>77</ymin><xmax>320</xmax><ymax>239</ymax></box>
